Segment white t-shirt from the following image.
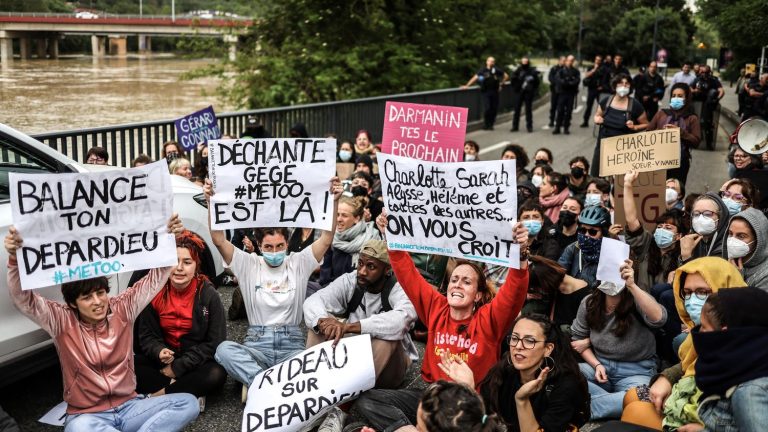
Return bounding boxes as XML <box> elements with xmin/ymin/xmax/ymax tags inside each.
<box><xmin>229</xmin><ymin>246</ymin><xmax>321</xmax><ymax>326</ymax></box>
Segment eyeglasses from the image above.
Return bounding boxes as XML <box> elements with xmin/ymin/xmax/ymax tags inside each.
<box><xmin>506</xmin><ymin>335</ymin><xmax>545</xmax><ymax>350</ymax></box>
<box><xmin>682</xmin><ymin>289</ymin><xmax>711</xmax><ymax>300</ymax></box>
<box><xmin>720</xmin><ymin>190</ymin><xmax>747</xmax><ymax>202</ymax></box>
<box><xmin>692</xmin><ymin>210</ymin><xmax>718</xmax><ymax>218</ymax></box>
<box><xmin>578</xmin><ymin>226</ymin><xmax>601</xmax><ymax>236</ymax></box>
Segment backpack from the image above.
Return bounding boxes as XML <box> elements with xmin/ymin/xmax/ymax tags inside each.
<box><xmin>340</xmin><ymin>273</ymin><xmax>397</xmax><ymax>319</ymax></box>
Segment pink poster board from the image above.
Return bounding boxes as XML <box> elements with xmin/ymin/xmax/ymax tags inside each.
<box><xmin>380</xmin><ymin>101</ymin><xmax>468</xmax><ymax>162</ymax></box>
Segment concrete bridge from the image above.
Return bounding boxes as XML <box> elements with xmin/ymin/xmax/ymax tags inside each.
<box><xmin>0</xmin><ymin>12</ymin><xmax>251</xmax><ymax>62</ymax></box>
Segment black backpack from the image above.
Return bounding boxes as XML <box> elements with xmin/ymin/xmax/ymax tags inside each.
<box><xmin>340</xmin><ymin>273</ymin><xmax>397</xmax><ymax>319</ymax></box>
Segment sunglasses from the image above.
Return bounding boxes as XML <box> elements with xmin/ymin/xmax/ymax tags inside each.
<box><xmin>578</xmin><ymin>226</ymin><xmax>601</xmax><ymax>236</ymax></box>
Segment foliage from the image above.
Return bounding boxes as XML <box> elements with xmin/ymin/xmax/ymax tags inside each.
<box><xmin>698</xmin><ymin>0</ymin><xmax>768</xmax><ymax>71</ymax></box>
<box><xmin>609</xmin><ymin>7</ymin><xmax>688</xmax><ymax>66</ymax></box>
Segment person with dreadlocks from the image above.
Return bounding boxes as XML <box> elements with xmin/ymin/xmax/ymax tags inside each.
<box><xmin>134</xmin><ymin>230</ymin><xmax>227</xmax><ymax>410</ymax></box>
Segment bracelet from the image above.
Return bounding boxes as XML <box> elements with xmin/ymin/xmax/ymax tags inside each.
<box><xmin>594</xmin><ymin>363</ymin><xmax>602</xmax><ymax>369</ymax></box>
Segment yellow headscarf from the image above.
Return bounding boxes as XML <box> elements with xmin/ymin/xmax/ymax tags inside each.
<box><xmin>673</xmin><ymin>256</ymin><xmax>747</xmax><ymax>376</ymax></box>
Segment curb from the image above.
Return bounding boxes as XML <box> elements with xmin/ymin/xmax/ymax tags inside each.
<box><xmin>466</xmin><ymin>92</ymin><xmax>550</xmax><ymax>133</ymax></box>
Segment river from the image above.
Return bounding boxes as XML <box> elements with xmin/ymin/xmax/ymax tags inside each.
<box><xmin>0</xmin><ymin>56</ymin><xmax>234</xmax><ymax>135</ymax></box>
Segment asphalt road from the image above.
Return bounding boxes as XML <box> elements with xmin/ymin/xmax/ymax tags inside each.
<box><xmin>0</xmin><ymin>95</ymin><xmax>738</xmax><ymax>431</ymax></box>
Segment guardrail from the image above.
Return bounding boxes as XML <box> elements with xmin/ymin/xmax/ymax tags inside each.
<box><xmin>0</xmin><ymin>12</ymin><xmax>251</xmax><ymax>21</ymax></box>
<box><xmin>31</xmin><ymin>86</ymin><xmax>517</xmax><ymax>167</ymax></box>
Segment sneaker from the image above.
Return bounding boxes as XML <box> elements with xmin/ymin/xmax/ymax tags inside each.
<box><xmin>318</xmin><ymin>407</ymin><xmax>347</xmax><ymax>432</ymax></box>
<box><xmin>299</xmin><ymin>414</ymin><xmax>326</xmax><ymax>432</ymax></box>
<box><xmin>241</xmin><ymin>384</ymin><xmax>248</xmax><ymax>404</ymax></box>
<box><xmin>198</xmin><ymin>396</ymin><xmax>206</xmax><ymax>413</ymax></box>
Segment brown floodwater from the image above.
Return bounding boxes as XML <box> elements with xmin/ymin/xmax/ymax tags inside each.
<box><xmin>0</xmin><ymin>55</ymin><xmax>233</xmax><ymax>135</ymax></box>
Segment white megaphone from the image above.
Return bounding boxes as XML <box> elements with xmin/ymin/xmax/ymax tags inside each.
<box><xmin>736</xmin><ymin>117</ymin><xmax>768</xmax><ymax>155</ymax></box>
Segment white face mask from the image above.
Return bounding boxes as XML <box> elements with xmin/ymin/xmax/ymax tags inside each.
<box><xmin>616</xmin><ymin>86</ymin><xmax>630</xmax><ymax>97</ymax></box>
<box><xmin>727</xmin><ymin>236</ymin><xmax>753</xmax><ymax>259</ymax></box>
<box><xmin>597</xmin><ymin>281</ymin><xmax>625</xmax><ymax>297</ymax></box>
<box><xmin>465</xmin><ymin>154</ymin><xmax>476</xmax><ymax>161</ymax></box>
<box><xmin>666</xmin><ymin>188</ymin><xmax>679</xmax><ymax>204</ymax></box>
<box><xmin>692</xmin><ymin>214</ymin><xmax>717</xmax><ymax>236</ymax></box>
<box><xmin>531</xmin><ymin>174</ymin><xmax>543</xmax><ymax>188</ymax></box>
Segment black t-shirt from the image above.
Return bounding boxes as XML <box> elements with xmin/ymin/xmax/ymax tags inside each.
<box><xmin>598</xmin><ymin>95</ymin><xmax>646</xmax><ymax>138</ymax></box>
<box><xmin>692</xmin><ymin>75</ymin><xmax>723</xmax><ymax>102</ymax></box>
<box><xmin>554</xmin><ymin>286</ymin><xmax>592</xmax><ymax>329</ymax></box>
<box><xmin>478</xmin><ymin>66</ymin><xmax>506</xmax><ymax>92</ymax></box>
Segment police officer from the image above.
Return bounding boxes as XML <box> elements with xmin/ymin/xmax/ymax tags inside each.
<box><xmin>548</xmin><ymin>56</ymin><xmax>565</xmax><ymax>128</ymax></box>
<box><xmin>511</xmin><ymin>57</ymin><xmax>541</xmax><ymax>133</ymax></box>
<box><xmin>691</xmin><ymin>65</ymin><xmax>724</xmax><ymax>149</ymax></box>
<box><xmin>581</xmin><ymin>55</ymin><xmax>605</xmax><ymax>127</ymax></box>
<box><xmin>601</xmin><ymin>53</ymin><xmax>630</xmax><ymax>98</ymax></box>
<box><xmin>553</xmin><ymin>55</ymin><xmax>580</xmax><ymax>135</ymax></box>
<box><xmin>743</xmin><ymin>73</ymin><xmax>768</xmax><ymax>121</ymax></box>
<box><xmin>634</xmin><ymin>61</ymin><xmax>666</xmax><ymax>120</ymax></box>
<box><xmin>463</xmin><ymin>56</ymin><xmax>509</xmax><ymax>130</ymax></box>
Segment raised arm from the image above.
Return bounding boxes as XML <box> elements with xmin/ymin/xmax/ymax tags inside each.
<box><xmin>623</xmin><ymin>170</ymin><xmax>642</xmax><ymax>232</ymax></box>
<box><xmin>621</xmin><ymin>260</ymin><xmax>666</xmax><ymax>325</ymax></box>
<box><xmin>311</xmin><ymin>177</ymin><xmax>343</xmax><ymax>262</ymax></box>
<box><xmin>484</xmin><ymin>222</ymin><xmax>530</xmax><ymax>336</ymax></box>
<box><xmin>204</xmin><ymin>179</ymin><xmax>235</xmax><ymax>265</ymax></box>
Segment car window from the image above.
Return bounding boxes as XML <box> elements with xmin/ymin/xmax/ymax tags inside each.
<box><xmin>0</xmin><ymin>137</ymin><xmax>55</xmax><ymax>202</ymax></box>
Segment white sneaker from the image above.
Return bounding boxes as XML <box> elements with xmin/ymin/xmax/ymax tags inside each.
<box><xmin>318</xmin><ymin>407</ymin><xmax>347</xmax><ymax>432</ymax></box>
<box><xmin>298</xmin><ymin>413</ymin><xmax>326</xmax><ymax>432</ymax></box>
<box><xmin>198</xmin><ymin>396</ymin><xmax>206</xmax><ymax>413</ymax></box>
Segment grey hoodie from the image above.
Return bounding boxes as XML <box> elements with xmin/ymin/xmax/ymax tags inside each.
<box><xmin>691</xmin><ymin>192</ymin><xmax>730</xmax><ymax>259</ymax></box>
<box><xmin>724</xmin><ymin>207</ymin><xmax>768</xmax><ymax>291</ymax></box>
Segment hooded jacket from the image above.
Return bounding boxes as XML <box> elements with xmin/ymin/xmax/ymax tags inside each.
<box><xmin>686</xmin><ymin>192</ymin><xmax>729</xmax><ymax>262</ymax></box>
<box><xmin>672</xmin><ymin>257</ymin><xmax>747</xmax><ymax>377</ymax></box>
<box><xmin>723</xmin><ymin>207</ymin><xmax>768</xmax><ymax>290</ymax></box>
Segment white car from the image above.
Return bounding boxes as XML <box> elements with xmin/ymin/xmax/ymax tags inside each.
<box><xmin>0</xmin><ymin>123</ymin><xmax>223</xmax><ymax>386</ymax></box>
<box><xmin>75</xmin><ymin>11</ymin><xmax>99</xmax><ymax>19</ymax></box>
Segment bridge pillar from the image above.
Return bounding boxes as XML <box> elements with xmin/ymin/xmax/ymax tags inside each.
<box><xmin>91</xmin><ymin>35</ymin><xmax>106</xmax><ymax>57</ymax></box>
<box><xmin>138</xmin><ymin>35</ymin><xmax>151</xmax><ymax>54</ymax></box>
<box><xmin>223</xmin><ymin>34</ymin><xmax>238</xmax><ymax>61</ymax></box>
<box><xmin>19</xmin><ymin>38</ymin><xmax>32</xmax><ymax>60</ymax></box>
<box><xmin>0</xmin><ymin>38</ymin><xmax>12</xmax><ymax>63</ymax></box>
<box><xmin>48</xmin><ymin>38</ymin><xmax>59</xmax><ymax>59</ymax></box>
<box><xmin>35</xmin><ymin>39</ymin><xmax>47</xmax><ymax>59</ymax></box>
<box><xmin>108</xmin><ymin>36</ymin><xmax>127</xmax><ymax>57</ymax></box>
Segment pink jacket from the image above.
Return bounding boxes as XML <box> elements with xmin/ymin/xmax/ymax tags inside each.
<box><xmin>7</xmin><ymin>257</ymin><xmax>172</xmax><ymax>414</ymax></box>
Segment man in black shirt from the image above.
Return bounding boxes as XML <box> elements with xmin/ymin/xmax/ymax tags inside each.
<box><xmin>463</xmin><ymin>56</ymin><xmax>509</xmax><ymax>130</ymax></box>
<box><xmin>692</xmin><ymin>65</ymin><xmax>724</xmax><ymax>149</ymax></box>
<box><xmin>553</xmin><ymin>55</ymin><xmax>580</xmax><ymax>135</ymax></box>
<box><xmin>601</xmin><ymin>54</ymin><xmax>630</xmax><ymax>96</ymax></box>
<box><xmin>548</xmin><ymin>56</ymin><xmax>565</xmax><ymax>128</ymax></box>
<box><xmin>511</xmin><ymin>57</ymin><xmax>541</xmax><ymax>133</ymax></box>
<box><xmin>580</xmin><ymin>55</ymin><xmax>605</xmax><ymax>128</ymax></box>
<box><xmin>634</xmin><ymin>61</ymin><xmax>666</xmax><ymax>120</ymax></box>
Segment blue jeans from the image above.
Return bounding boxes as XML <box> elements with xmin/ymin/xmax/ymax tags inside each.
<box><xmin>698</xmin><ymin>376</ymin><xmax>768</xmax><ymax>432</ymax></box>
<box><xmin>64</xmin><ymin>394</ymin><xmax>198</xmax><ymax>432</ymax></box>
<box><xmin>579</xmin><ymin>357</ymin><xmax>656</xmax><ymax>420</ymax></box>
<box><xmin>215</xmin><ymin>325</ymin><xmax>305</xmax><ymax>386</ymax></box>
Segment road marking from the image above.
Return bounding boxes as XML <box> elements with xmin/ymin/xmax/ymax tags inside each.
<box><xmin>480</xmin><ymin>140</ymin><xmax>511</xmax><ymax>155</ymax></box>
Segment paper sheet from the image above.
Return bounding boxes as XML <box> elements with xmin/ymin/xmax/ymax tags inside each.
<box><xmin>596</xmin><ymin>237</ymin><xmax>631</xmax><ymax>286</ymax></box>
<box><xmin>38</xmin><ymin>401</ymin><xmax>67</xmax><ymax>426</ymax></box>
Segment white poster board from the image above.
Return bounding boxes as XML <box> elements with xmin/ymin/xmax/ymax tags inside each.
<box><xmin>208</xmin><ymin>138</ymin><xmax>336</xmax><ymax>231</ymax></box>
<box><xmin>10</xmin><ymin>161</ymin><xmax>176</xmax><ymax>290</ymax></box>
<box><xmin>243</xmin><ymin>334</ymin><xmax>376</xmax><ymax>432</ymax></box>
<box><xmin>378</xmin><ymin>153</ymin><xmax>520</xmax><ymax>267</ymax></box>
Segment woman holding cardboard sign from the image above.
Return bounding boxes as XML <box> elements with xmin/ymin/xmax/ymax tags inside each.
<box><xmin>590</xmin><ymin>74</ymin><xmax>649</xmax><ymax>177</ymax></box>
<box><xmin>355</xmin><ymin>211</ymin><xmax>529</xmax><ymax>432</ymax></box>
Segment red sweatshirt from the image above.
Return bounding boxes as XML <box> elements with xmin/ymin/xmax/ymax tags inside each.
<box><xmin>390</xmin><ymin>250</ymin><xmax>528</xmax><ymax>385</ymax></box>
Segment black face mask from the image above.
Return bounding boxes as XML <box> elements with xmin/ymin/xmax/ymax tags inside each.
<box><xmin>200</xmin><ymin>157</ymin><xmax>209</xmax><ymax>167</ymax></box>
<box><xmin>535</xmin><ymin>159</ymin><xmax>549</xmax><ymax>166</ymax></box>
<box><xmin>560</xmin><ymin>211</ymin><xmax>578</xmax><ymax>227</ymax></box>
<box><xmin>351</xmin><ymin>186</ymin><xmax>368</xmax><ymax>197</ymax></box>
<box><xmin>571</xmin><ymin>167</ymin><xmax>585</xmax><ymax>179</ymax></box>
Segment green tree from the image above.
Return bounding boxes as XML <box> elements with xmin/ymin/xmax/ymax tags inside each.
<box><xmin>609</xmin><ymin>6</ymin><xmax>688</xmax><ymax>66</ymax></box>
<box><xmin>699</xmin><ymin>0</ymin><xmax>768</xmax><ymax>74</ymax></box>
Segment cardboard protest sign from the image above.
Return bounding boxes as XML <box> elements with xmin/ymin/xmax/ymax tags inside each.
<box><xmin>208</xmin><ymin>138</ymin><xmax>336</xmax><ymax>231</ymax></box>
<box><xmin>381</xmin><ymin>101</ymin><xmax>467</xmax><ymax>162</ymax></box>
<box><xmin>378</xmin><ymin>153</ymin><xmax>520</xmax><ymax>267</ymax></box>
<box><xmin>613</xmin><ymin>170</ymin><xmax>666</xmax><ymax>233</ymax></box>
<box><xmin>336</xmin><ymin>163</ymin><xmax>355</xmax><ymax>181</ymax></box>
<box><xmin>599</xmin><ymin>128</ymin><xmax>681</xmax><ymax>177</ymax></box>
<box><xmin>10</xmin><ymin>161</ymin><xmax>176</xmax><ymax>290</ymax></box>
<box><xmin>242</xmin><ymin>334</ymin><xmax>376</xmax><ymax>432</ymax></box>
<box><xmin>174</xmin><ymin>105</ymin><xmax>222</xmax><ymax>150</ymax></box>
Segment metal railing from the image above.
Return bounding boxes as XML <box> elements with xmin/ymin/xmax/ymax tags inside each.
<box><xmin>31</xmin><ymin>86</ymin><xmax>517</xmax><ymax>167</ymax></box>
<box><xmin>0</xmin><ymin>12</ymin><xmax>251</xmax><ymax>21</ymax></box>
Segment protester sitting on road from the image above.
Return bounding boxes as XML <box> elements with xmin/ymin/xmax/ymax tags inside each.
<box><xmin>169</xmin><ymin>158</ymin><xmax>193</xmax><ymax>181</ymax></box>
<box><xmin>533</xmin><ymin>147</ymin><xmax>553</xmax><ymax>167</ymax></box>
<box><xmin>518</xmin><ymin>199</ymin><xmax>561</xmax><ymax>262</ymax></box>
<box><xmin>416</xmin><ymin>381</ymin><xmax>500</xmax><ymax>432</ymax></box>
<box><xmin>665</xmin><ymin>178</ymin><xmax>685</xmax><ymax>210</ymax></box>
<box><xmin>539</xmin><ymin>171</ymin><xmax>570</xmax><ymax>224</ymax></box>
<box><xmin>558</xmin><ymin>205</ymin><xmax>611</xmax><ymax>287</ymax></box>
<box><xmin>135</xmin><ymin>231</ymin><xmax>226</xmax><ymax>408</ymax></box>
<box><xmin>319</xmin><ymin>196</ymin><xmax>383</xmax><ymax>286</ymax></box>
<box><xmin>567</xmin><ymin>156</ymin><xmax>592</xmax><ymax>201</ymax></box>
<box><xmin>723</xmin><ymin>207</ymin><xmax>768</xmax><ymax>288</ymax></box>
<box><xmin>530</xmin><ymin>163</ymin><xmax>553</xmax><ymax>189</ymax></box>
<box><xmin>679</xmin><ymin>192</ymin><xmax>729</xmax><ymax>265</ymax></box>
<box><xmin>571</xmin><ymin>260</ymin><xmax>667</xmax><ymax>420</ymax></box>
<box><xmin>620</xmin><ymin>257</ymin><xmax>746</xmax><ymax>431</ymax></box>
<box><xmin>85</xmin><ymin>146</ymin><xmax>109</xmax><ymax>165</ymax></box>
<box><xmin>162</xmin><ymin>140</ymin><xmax>185</xmax><ymax>163</ymax></box>
<box><xmin>132</xmin><ymin>153</ymin><xmax>152</xmax><ymax>167</ymax></box>
<box><xmin>646</xmin><ymin>83</ymin><xmax>701</xmax><ymax>186</ymax></box>
<box><xmin>4</xmin><ymin>216</ymin><xmax>200</xmax><ymax>432</ymax></box>
<box><xmin>337</xmin><ymin>140</ymin><xmax>356</xmax><ymax>163</ymax></box>
<box><xmin>440</xmin><ymin>314</ymin><xmax>590</xmax><ymax>431</ymax></box>
<box><xmin>354</xmin><ymin>129</ymin><xmax>375</xmax><ymax>156</ymax></box>
<box><xmin>501</xmin><ymin>144</ymin><xmax>531</xmax><ymax>182</ymax></box>
<box><xmin>719</xmin><ymin>178</ymin><xmax>760</xmax><ymax>216</ymax></box>
<box><xmin>464</xmin><ymin>140</ymin><xmax>480</xmax><ymax>161</ymax></box>
<box><xmin>350</xmin><ymin>171</ymin><xmax>384</xmax><ymax>221</ymax></box>
<box><xmin>590</xmin><ymin>73</ymin><xmax>649</xmax><ymax>177</ymax></box>
<box><xmin>204</xmin><ymin>177</ymin><xmax>341</xmax><ymax>401</ymax></box>
<box><xmin>355</xmin><ymin>212</ymin><xmax>529</xmax><ymax>431</ymax></box>
<box><xmin>553</xmin><ymin>196</ymin><xmax>583</xmax><ymax>253</ymax></box>
<box><xmin>729</xmin><ymin>146</ymin><xmax>763</xmax><ymax>175</ymax></box>
<box><xmin>693</xmin><ymin>287</ymin><xmax>768</xmax><ymax>432</ymax></box>
<box><xmin>538</xmin><ymin>256</ymin><xmax>590</xmax><ymax>335</ymax></box>
<box><xmin>585</xmin><ymin>178</ymin><xmax>612</xmax><ymax>209</ymax></box>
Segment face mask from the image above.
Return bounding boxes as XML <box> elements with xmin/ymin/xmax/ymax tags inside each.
<box><xmin>523</xmin><ymin>220</ymin><xmax>542</xmax><ymax>237</ymax></box>
<box><xmin>665</xmin><ymin>188</ymin><xmax>679</xmax><ymax>204</ymax></box>
<box><xmin>262</xmin><ymin>251</ymin><xmax>286</xmax><ymax>267</ymax></box>
<box><xmin>616</xmin><ymin>86</ymin><xmax>630</xmax><ymax>97</ymax></box>
<box><xmin>531</xmin><ymin>175</ymin><xmax>543</xmax><ymax>188</ymax></box>
<box><xmin>535</xmin><ymin>159</ymin><xmax>549</xmax><ymax>166</ymax></box>
<box><xmin>560</xmin><ymin>211</ymin><xmax>578</xmax><ymax>227</ymax></box>
<box><xmin>200</xmin><ymin>157</ymin><xmax>208</xmax><ymax>167</ymax></box>
<box><xmin>722</xmin><ymin>198</ymin><xmax>743</xmax><ymax>216</ymax></box>
<box><xmin>571</xmin><ymin>167</ymin><xmax>585</xmax><ymax>179</ymax></box>
<box><xmin>692</xmin><ymin>215</ymin><xmax>717</xmax><ymax>236</ymax></box>
<box><xmin>351</xmin><ymin>186</ymin><xmax>368</xmax><ymax>197</ymax></box>
<box><xmin>727</xmin><ymin>236</ymin><xmax>753</xmax><ymax>259</ymax></box>
<box><xmin>339</xmin><ymin>150</ymin><xmax>353</xmax><ymax>162</ymax></box>
<box><xmin>685</xmin><ymin>295</ymin><xmax>708</xmax><ymax>325</ymax></box>
<box><xmin>597</xmin><ymin>281</ymin><xmax>625</xmax><ymax>297</ymax></box>
<box><xmin>670</xmin><ymin>97</ymin><xmax>685</xmax><ymax>110</ymax></box>
<box><xmin>584</xmin><ymin>194</ymin><xmax>602</xmax><ymax>207</ymax></box>
<box><xmin>653</xmin><ymin>228</ymin><xmax>676</xmax><ymax>249</ymax></box>
<box><xmin>465</xmin><ymin>154</ymin><xmax>477</xmax><ymax>161</ymax></box>
<box><xmin>577</xmin><ymin>232</ymin><xmax>602</xmax><ymax>261</ymax></box>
